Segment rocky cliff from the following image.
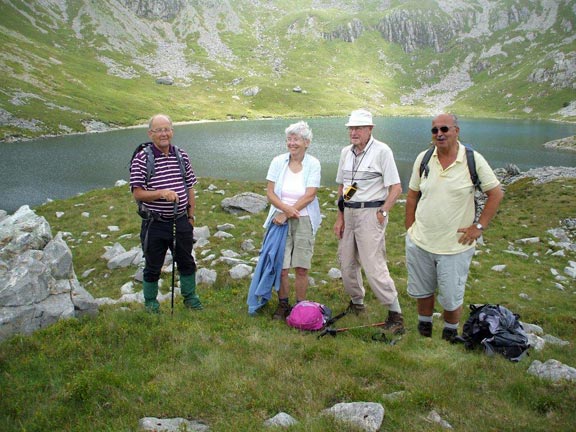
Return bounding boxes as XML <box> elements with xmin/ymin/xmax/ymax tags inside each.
<box><xmin>0</xmin><ymin>0</ymin><xmax>574</xmax><ymax>140</ymax></box>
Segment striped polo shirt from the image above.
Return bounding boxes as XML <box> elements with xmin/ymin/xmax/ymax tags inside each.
<box><xmin>129</xmin><ymin>143</ymin><xmax>197</xmax><ymax>217</ymax></box>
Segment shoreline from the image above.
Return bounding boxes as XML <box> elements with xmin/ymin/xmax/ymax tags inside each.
<box><xmin>2</xmin><ymin>114</ymin><xmax>575</xmax><ymax>145</ymax></box>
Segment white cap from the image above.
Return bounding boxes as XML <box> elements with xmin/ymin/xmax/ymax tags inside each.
<box><xmin>345</xmin><ymin>109</ymin><xmax>374</xmax><ymax>127</ymax></box>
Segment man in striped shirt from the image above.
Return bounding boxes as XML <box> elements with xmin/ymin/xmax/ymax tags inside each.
<box><xmin>129</xmin><ymin>114</ymin><xmax>203</xmax><ymax>312</ymax></box>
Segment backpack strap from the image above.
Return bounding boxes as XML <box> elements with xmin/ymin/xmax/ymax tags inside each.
<box><xmin>172</xmin><ymin>145</ymin><xmax>189</xmax><ymax>198</ymax></box>
<box><xmin>419</xmin><ymin>146</ymin><xmax>435</xmax><ymax>179</ymax></box>
<box><xmin>140</xmin><ymin>143</ymin><xmax>188</xmax><ymax>196</ymax></box>
<box><xmin>419</xmin><ymin>144</ymin><xmax>481</xmax><ymax>191</ymax></box>
<box><xmin>142</xmin><ymin>143</ymin><xmax>155</xmax><ymax>183</ymax></box>
<box><xmin>464</xmin><ymin>145</ymin><xmax>481</xmax><ymax>191</ymax></box>
<box><xmin>131</xmin><ymin>143</ymin><xmax>190</xmax><ymax>217</ymax></box>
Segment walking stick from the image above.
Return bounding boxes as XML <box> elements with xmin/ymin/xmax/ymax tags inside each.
<box><xmin>317</xmin><ymin>321</ymin><xmax>403</xmax><ymax>344</ymax></box>
<box><xmin>317</xmin><ymin>321</ymin><xmax>388</xmax><ymax>339</ymax></box>
<box><xmin>171</xmin><ymin>201</ymin><xmax>178</xmax><ymax>316</ymax></box>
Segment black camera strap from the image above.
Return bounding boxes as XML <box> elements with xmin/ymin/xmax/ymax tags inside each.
<box><xmin>350</xmin><ymin>138</ymin><xmax>374</xmax><ymax>186</ymax></box>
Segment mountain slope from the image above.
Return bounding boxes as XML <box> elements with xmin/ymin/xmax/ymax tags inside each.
<box><xmin>0</xmin><ymin>0</ymin><xmax>574</xmax><ymax>141</ymax></box>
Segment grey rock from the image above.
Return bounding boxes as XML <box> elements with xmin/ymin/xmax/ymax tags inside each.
<box><xmin>214</xmin><ymin>231</ymin><xmax>234</xmax><ymax>239</ymax></box>
<box><xmin>155</xmin><ymin>77</ymin><xmax>174</xmax><ymax>85</ymax></box>
<box><xmin>101</xmin><ymin>242</ymin><xmax>126</xmax><ymax>260</ymax></box>
<box><xmin>516</xmin><ymin>237</ymin><xmax>540</xmax><ymax>244</ymax></box>
<box><xmin>107</xmin><ymin>247</ymin><xmax>142</xmax><ymax>269</ymax></box>
<box><xmin>323</xmin><ymin>402</ymin><xmax>384</xmax><ymax>432</ymax></box>
<box><xmin>138</xmin><ymin>417</ymin><xmax>209</xmax><ymax>432</ymax></box>
<box><xmin>221</xmin><ymin>249</ymin><xmax>240</xmax><ymax>258</ymax></box>
<box><xmin>216</xmin><ymin>223</ymin><xmax>235</xmax><ymax>231</ymax></box>
<box><xmin>426</xmin><ymin>410</ymin><xmax>453</xmax><ymax>429</ymax></box>
<box><xmin>229</xmin><ymin>263</ymin><xmax>253</xmax><ymax>279</ymax></box>
<box><xmin>242</xmin><ymin>86</ymin><xmax>260</xmax><ymax>96</ymax></box>
<box><xmin>42</xmin><ymin>233</ymin><xmax>74</xmax><ymax>278</ymax></box>
<box><xmin>542</xmin><ymin>334</ymin><xmax>570</xmax><ymax>346</ymax></box>
<box><xmin>527</xmin><ymin>333</ymin><xmax>545</xmax><ymax>351</ymax></box>
<box><xmin>521</xmin><ymin>322</ymin><xmax>543</xmax><ymax>335</ymax></box>
<box><xmin>527</xmin><ymin>359</ymin><xmax>576</xmax><ymax>383</ymax></box>
<box><xmin>196</xmin><ymin>268</ymin><xmax>217</xmax><ymax>285</ymax></box>
<box><xmin>221</xmin><ymin>192</ymin><xmax>268</xmax><ymax>214</ymax></box>
<box><xmin>263</xmin><ymin>412</ymin><xmax>298</xmax><ymax>428</ymax></box>
<box><xmin>241</xmin><ymin>239</ymin><xmax>256</xmax><ymax>251</ymax></box>
<box><xmin>328</xmin><ymin>268</ymin><xmax>342</xmax><ymax>279</ymax></box>
<box><xmin>0</xmin><ymin>207</ymin><xmax>98</xmax><ymax>341</ymax></box>
<box><xmin>503</xmin><ymin>250</ymin><xmax>529</xmax><ymax>258</ymax></box>
<box><xmin>194</xmin><ymin>225</ymin><xmax>211</xmax><ymax>241</ymax></box>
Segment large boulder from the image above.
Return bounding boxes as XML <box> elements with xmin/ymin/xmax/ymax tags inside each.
<box><xmin>221</xmin><ymin>192</ymin><xmax>268</xmax><ymax>214</ymax></box>
<box><xmin>0</xmin><ymin>206</ymin><xmax>98</xmax><ymax>342</ymax></box>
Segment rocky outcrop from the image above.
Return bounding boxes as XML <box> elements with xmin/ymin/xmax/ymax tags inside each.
<box><xmin>376</xmin><ymin>10</ymin><xmax>459</xmax><ymax>53</ymax></box>
<box><xmin>322</xmin><ymin>18</ymin><xmax>365</xmax><ymax>43</ymax></box>
<box><xmin>543</xmin><ymin>135</ymin><xmax>576</xmax><ymax>152</ymax></box>
<box><xmin>121</xmin><ymin>0</ymin><xmax>182</xmax><ymax>21</ymax></box>
<box><xmin>0</xmin><ymin>206</ymin><xmax>98</xmax><ymax>342</ymax></box>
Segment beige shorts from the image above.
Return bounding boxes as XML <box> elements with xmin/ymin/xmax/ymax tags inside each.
<box><xmin>406</xmin><ymin>234</ymin><xmax>475</xmax><ymax>311</ymax></box>
<box><xmin>282</xmin><ymin>216</ymin><xmax>315</xmax><ymax>270</ymax></box>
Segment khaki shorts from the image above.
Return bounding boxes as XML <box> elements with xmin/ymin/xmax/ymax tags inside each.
<box><xmin>406</xmin><ymin>234</ymin><xmax>474</xmax><ymax>311</ymax></box>
<box><xmin>282</xmin><ymin>216</ymin><xmax>315</xmax><ymax>270</ymax></box>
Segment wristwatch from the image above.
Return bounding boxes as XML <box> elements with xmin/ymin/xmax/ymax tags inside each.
<box><xmin>378</xmin><ymin>209</ymin><xmax>388</xmax><ymax>218</ymax></box>
<box><xmin>475</xmin><ymin>223</ymin><xmax>484</xmax><ymax>230</ymax></box>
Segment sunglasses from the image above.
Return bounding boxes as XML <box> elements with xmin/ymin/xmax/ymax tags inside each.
<box><xmin>431</xmin><ymin>126</ymin><xmax>453</xmax><ymax>134</ymax></box>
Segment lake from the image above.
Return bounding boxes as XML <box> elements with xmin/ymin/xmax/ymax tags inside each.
<box><xmin>1</xmin><ymin>116</ymin><xmax>575</xmax><ymax>213</ymax></box>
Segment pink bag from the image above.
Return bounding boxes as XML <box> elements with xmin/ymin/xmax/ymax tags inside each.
<box><xmin>286</xmin><ymin>301</ymin><xmax>331</xmax><ymax>331</ymax></box>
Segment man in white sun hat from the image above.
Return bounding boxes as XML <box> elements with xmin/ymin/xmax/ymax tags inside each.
<box><xmin>333</xmin><ymin>109</ymin><xmax>405</xmax><ymax>336</ymax></box>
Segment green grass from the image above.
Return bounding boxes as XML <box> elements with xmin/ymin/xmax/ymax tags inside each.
<box><xmin>1</xmin><ymin>176</ymin><xmax>575</xmax><ymax>431</ymax></box>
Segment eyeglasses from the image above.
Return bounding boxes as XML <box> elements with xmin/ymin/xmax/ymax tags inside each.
<box><xmin>431</xmin><ymin>126</ymin><xmax>453</xmax><ymax>134</ymax></box>
<box><xmin>150</xmin><ymin>127</ymin><xmax>173</xmax><ymax>134</ymax></box>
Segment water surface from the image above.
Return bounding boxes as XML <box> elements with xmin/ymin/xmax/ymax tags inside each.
<box><xmin>1</xmin><ymin>117</ymin><xmax>575</xmax><ymax>213</ymax></box>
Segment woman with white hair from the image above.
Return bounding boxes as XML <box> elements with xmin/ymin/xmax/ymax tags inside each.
<box><xmin>263</xmin><ymin>120</ymin><xmax>322</xmax><ymax>320</ymax></box>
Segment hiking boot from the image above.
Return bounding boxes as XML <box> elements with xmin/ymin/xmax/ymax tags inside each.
<box><xmin>347</xmin><ymin>300</ymin><xmax>366</xmax><ymax>316</ymax></box>
<box><xmin>272</xmin><ymin>301</ymin><xmax>292</xmax><ymax>320</ymax></box>
<box><xmin>180</xmin><ymin>274</ymin><xmax>203</xmax><ymax>310</ymax></box>
<box><xmin>143</xmin><ymin>280</ymin><xmax>160</xmax><ymax>313</ymax></box>
<box><xmin>442</xmin><ymin>327</ymin><xmax>458</xmax><ymax>342</ymax></box>
<box><xmin>417</xmin><ymin>321</ymin><xmax>433</xmax><ymax>337</ymax></box>
<box><xmin>381</xmin><ymin>311</ymin><xmax>405</xmax><ymax>335</ymax></box>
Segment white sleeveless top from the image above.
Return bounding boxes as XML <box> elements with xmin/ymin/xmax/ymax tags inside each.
<box><xmin>281</xmin><ymin>168</ymin><xmax>309</xmax><ymax>216</ymax></box>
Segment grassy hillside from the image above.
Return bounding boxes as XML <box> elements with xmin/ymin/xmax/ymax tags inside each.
<box><xmin>1</xmin><ymin>176</ymin><xmax>575</xmax><ymax>431</ymax></box>
<box><xmin>0</xmin><ymin>0</ymin><xmax>574</xmax><ymax>141</ymax></box>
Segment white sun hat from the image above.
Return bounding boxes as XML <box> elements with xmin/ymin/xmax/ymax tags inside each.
<box><xmin>345</xmin><ymin>109</ymin><xmax>374</xmax><ymax>127</ymax></box>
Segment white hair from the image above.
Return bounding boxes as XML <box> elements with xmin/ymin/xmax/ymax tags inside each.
<box><xmin>285</xmin><ymin>120</ymin><xmax>313</xmax><ymax>142</ymax></box>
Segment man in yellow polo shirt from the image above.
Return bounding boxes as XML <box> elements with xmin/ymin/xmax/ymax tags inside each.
<box><xmin>405</xmin><ymin>113</ymin><xmax>504</xmax><ymax>341</ymax></box>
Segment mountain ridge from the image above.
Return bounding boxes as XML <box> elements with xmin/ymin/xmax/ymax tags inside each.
<box><xmin>0</xmin><ymin>0</ymin><xmax>574</xmax><ymax>141</ymax></box>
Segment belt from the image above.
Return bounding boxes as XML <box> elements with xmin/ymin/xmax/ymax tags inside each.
<box><xmin>151</xmin><ymin>212</ymin><xmax>188</xmax><ymax>222</ymax></box>
<box><xmin>343</xmin><ymin>200</ymin><xmax>385</xmax><ymax>209</ymax></box>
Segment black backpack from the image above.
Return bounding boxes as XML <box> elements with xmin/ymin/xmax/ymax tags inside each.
<box><xmin>455</xmin><ymin>304</ymin><xmax>530</xmax><ymax>362</ymax></box>
<box><xmin>129</xmin><ymin>142</ymin><xmax>188</xmax><ymax>215</ymax></box>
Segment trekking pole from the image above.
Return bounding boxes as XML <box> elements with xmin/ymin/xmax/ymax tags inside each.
<box><xmin>317</xmin><ymin>321</ymin><xmax>388</xmax><ymax>339</ymax></box>
<box><xmin>324</xmin><ymin>309</ymin><xmax>349</xmax><ymax>327</ymax></box>
<box><xmin>171</xmin><ymin>201</ymin><xmax>178</xmax><ymax>316</ymax></box>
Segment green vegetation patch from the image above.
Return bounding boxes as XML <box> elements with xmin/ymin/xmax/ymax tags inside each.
<box><xmin>0</xmin><ymin>176</ymin><xmax>574</xmax><ymax>431</ymax></box>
